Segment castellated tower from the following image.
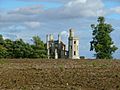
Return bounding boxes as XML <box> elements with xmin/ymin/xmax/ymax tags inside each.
<box><xmin>68</xmin><ymin>29</ymin><xmax>79</xmax><ymax>59</ymax></box>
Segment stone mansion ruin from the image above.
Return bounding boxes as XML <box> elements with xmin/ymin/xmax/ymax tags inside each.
<box><xmin>46</xmin><ymin>29</ymin><xmax>79</xmax><ymax>59</ymax></box>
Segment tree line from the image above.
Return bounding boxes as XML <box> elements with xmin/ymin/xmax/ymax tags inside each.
<box><xmin>0</xmin><ymin>35</ymin><xmax>47</xmax><ymax>58</ymax></box>
<box><xmin>0</xmin><ymin>16</ymin><xmax>118</xmax><ymax>59</ymax></box>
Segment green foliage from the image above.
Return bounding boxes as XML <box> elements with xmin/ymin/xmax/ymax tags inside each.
<box><xmin>13</xmin><ymin>39</ymin><xmax>28</xmax><ymax>58</ymax></box>
<box><xmin>0</xmin><ymin>35</ymin><xmax>4</xmax><ymax>45</ymax></box>
<box><xmin>4</xmin><ymin>39</ymin><xmax>14</xmax><ymax>58</ymax></box>
<box><xmin>0</xmin><ymin>35</ymin><xmax>47</xmax><ymax>59</ymax></box>
<box><xmin>90</xmin><ymin>16</ymin><xmax>118</xmax><ymax>59</ymax></box>
<box><xmin>31</xmin><ymin>36</ymin><xmax>47</xmax><ymax>58</ymax></box>
<box><xmin>0</xmin><ymin>45</ymin><xmax>7</xmax><ymax>58</ymax></box>
<box><xmin>32</xmin><ymin>36</ymin><xmax>45</xmax><ymax>49</ymax></box>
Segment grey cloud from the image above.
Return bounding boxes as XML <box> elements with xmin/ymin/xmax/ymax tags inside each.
<box><xmin>1</xmin><ymin>13</ymin><xmax>39</xmax><ymax>23</ymax></box>
<box><xmin>0</xmin><ymin>0</ymin><xmax>106</xmax><ymax>25</ymax></box>
<box><xmin>110</xmin><ymin>7</ymin><xmax>120</xmax><ymax>14</ymax></box>
<box><xmin>8</xmin><ymin>5</ymin><xmax>44</xmax><ymax>15</ymax></box>
<box><xmin>41</xmin><ymin>0</ymin><xmax>105</xmax><ymax>21</ymax></box>
<box><xmin>17</xmin><ymin>0</ymin><xmax>120</xmax><ymax>3</ymax></box>
<box><xmin>16</xmin><ymin>0</ymin><xmax>70</xmax><ymax>3</ymax></box>
<box><xmin>104</xmin><ymin>0</ymin><xmax>120</xmax><ymax>2</ymax></box>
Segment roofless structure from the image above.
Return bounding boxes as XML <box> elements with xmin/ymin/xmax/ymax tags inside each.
<box><xmin>46</xmin><ymin>28</ymin><xmax>79</xmax><ymax>59</ymax></box>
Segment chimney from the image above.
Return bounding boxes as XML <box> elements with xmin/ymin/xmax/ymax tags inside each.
<box><xmin>46</xmin><ymin>34</ymin><xmax>49</xmax><ymax>42</ymax></box>
<box><xmin>69</xmin><ymin>28</ymin><xmax>74</xmax><ymax>38</ymax></box>
<box><xmin>46</xmin><ymin>34</ymin><xmax>49</xmax><ymax>49</ymax></box>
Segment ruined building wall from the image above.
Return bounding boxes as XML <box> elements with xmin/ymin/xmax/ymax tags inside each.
<box><xmin>46</xmin><ymin>34</ymin><xmax>67</xmax><ymax>59</ymax></box>
<box><xmin>47</xmin><ymin>28</ymin><xmax>80</xmax><ymax>59</ymax></box>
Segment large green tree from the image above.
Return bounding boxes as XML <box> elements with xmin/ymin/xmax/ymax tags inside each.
<box><xmin>90</xmin><ymin>16</ymin><xmax>118</xmax><ymax>59</ymax></box>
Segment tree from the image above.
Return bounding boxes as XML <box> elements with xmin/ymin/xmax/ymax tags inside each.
<box><xmin>90</xmin><ymin>16</ymin><xmax>118</xmax><ymax>59</ymax></box>
<box><xmin>32</xmin><ymin>36</ymin><xmax>45</xmax><ymax>49</ymax></box>
<box><xmin>31</xmin><ymin>36</ymin><xmax>47</xmax><ymax>58</ymax></box>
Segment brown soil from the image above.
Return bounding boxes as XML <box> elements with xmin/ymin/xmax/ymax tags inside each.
<box><xmin>0</xmin><ymin>59</ymin><xmax>120</xmax><ymax>90</ymax></box>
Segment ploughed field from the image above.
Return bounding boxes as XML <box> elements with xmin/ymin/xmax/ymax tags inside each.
<box><xmin>0</xmin><ymin>59</ymin><xmax>120</xmax><ymax>90</ymax></box>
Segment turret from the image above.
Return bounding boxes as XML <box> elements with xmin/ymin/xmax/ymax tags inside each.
<box><xmin>68</xmin><ymin>28</ymin><xmax>79</xmax><ymax>59</ymax></box>
<box><xmin>58</xmin><ymin>33</ymin><xmax>61</xmax><ymax>43</ymax></box>
<box><xmin>46</xmin><ymin>34</ymin><xmax>50</xmax><ymax>59</ymax></box>
<box><xmin>49</xmin><ymin>34</ymin><xmax>54</xmax><ymax>41</ymax></box>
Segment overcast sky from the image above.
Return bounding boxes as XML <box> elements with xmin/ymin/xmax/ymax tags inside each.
<box><xmin>0</xmin><ymin>0</ymin><xmax>120</xmax><ymax>59</ymax></box>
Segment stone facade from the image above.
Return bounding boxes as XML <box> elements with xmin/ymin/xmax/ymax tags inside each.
<box><xmin>46</xmin><ymin>29</ymin><xmax>79</xmax><ymax>59</ymax></box>
<box><xmin>46</xmin><ymin>34</ymin><xmax>67</xmax><ymax>59</ymax></box>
